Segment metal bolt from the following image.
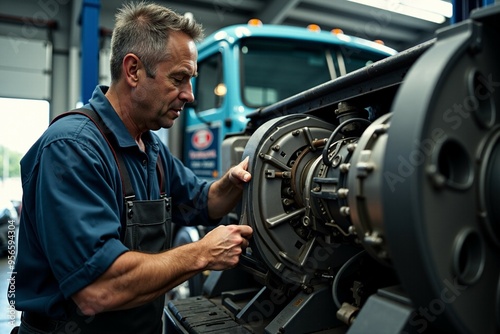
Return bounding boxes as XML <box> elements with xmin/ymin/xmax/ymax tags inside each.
<box><xmin>302</xmin><ymin>216</ymin><xmax>310</xmax><ymax>226</ymax></box>
<box><xmin>340</xmin><ymin>206</ymin><xmax>350</xmax><ymax>216</ymax></box>
<box><xmin>337</xmin><ymin>188</ymin><xmax>349</xmax><ymax>198</ymax></box>
<box><xmin>339</xmin><ymin>163</ymin><xmax>350</xmax><ymax>173</ymax></box>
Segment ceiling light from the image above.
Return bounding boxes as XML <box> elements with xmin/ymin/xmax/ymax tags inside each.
<box><xmin>400</xmin><ymin>0</ymin><xmax>453</xmax><ymax>18</ymax></box>
<box><xmin>348</xmin><ymin>0</ymin><xmax>450</xmax><ymax>24</ymax></box>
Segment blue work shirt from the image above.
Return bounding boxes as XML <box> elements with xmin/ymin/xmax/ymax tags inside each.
<box><xmin>12</xmin><ymin>85</ymin><xmax>213</xmax><ymax>319</ymax></box>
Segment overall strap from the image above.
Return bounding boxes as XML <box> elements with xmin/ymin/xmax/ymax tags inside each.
<box><xmin>51</xmin><ymin>108</ymin><xmax>136</xmax><ymax>200</ymax></box>
<box><xmin>51</xmin><ymin>108</ymin><xmax>167</xmax><ymax>198</ymax></box>
<box><xmin>156</xmin><ymin>155</ymin><xmax>166</xmax><ymax>197</ymax></box>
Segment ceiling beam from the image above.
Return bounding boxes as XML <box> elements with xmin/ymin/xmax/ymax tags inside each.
<box><xmin>257</xmin><ymin>0</ymin><xmax>302</xmax><ymax>24</ymax></box>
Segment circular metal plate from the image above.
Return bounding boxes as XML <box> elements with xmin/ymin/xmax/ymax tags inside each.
<box><xmin>242</xmin><ymin>115</ymin><xmax>359</xmax><ymax>286</ymax></box>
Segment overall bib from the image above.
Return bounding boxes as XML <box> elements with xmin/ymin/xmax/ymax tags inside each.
<box><xmin>18</xmin><ymin>109</ymin><xmax>172</xmax><ymax>334</ymax></box>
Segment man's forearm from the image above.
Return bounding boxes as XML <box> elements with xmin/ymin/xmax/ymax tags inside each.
<box><xmin>72</xmin><ymin>242</ymin><xmax>207</xmax><ymax>315</ymax></box>
<box><xmin>72</xmin><ymin>224</ymin><xmax>252</xmax><ymax>316</ymax></box>
<box><xmin>207</xmin><ymin>173</ymin><xmax>244</xmax><ymax>219</ymax></box>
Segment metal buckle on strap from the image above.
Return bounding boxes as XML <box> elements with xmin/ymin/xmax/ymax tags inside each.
<box><xmin>125</xmin><ymin>196</ymin><xmax>135</xmax><ymax>218</ymax></box>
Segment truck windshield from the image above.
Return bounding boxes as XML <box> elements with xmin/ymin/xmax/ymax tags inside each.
<box><xmin>240</xmin><ymin>38</ymin><xmax>387</xmax><ymax>108</ymax></box>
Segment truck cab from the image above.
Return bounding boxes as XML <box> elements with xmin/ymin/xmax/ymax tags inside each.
<box><xmin>170</xmin><ymin>21</ymin><xmax>396</xmax><ymax>180</ymax></box>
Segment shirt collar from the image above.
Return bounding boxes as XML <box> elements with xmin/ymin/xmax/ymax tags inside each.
<box><xmin>86</xmin><ymin>85</ymin><xmax>159</xmax><ymax>153</ymax></box>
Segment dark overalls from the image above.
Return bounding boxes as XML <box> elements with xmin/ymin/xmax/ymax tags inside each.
<box><xmin>17</xmin><ymin>109</ymin><xmax>172</xmax><ymax>334</ymax></box>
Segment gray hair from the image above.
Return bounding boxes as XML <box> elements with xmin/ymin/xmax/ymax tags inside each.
<box><xmin>110</xmin><ymin>1</ymin><xmax>204</xmax><ymax>82</ymax></box>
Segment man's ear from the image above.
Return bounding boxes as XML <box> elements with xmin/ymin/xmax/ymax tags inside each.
<box><xmin>123</xmin><ymin>53</ymin><xmax>140</xmax><ymax>87</ymax></box>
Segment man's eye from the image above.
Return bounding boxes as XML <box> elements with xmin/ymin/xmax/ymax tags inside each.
<box><xmin>172</xmin><ymin>77</ymin><xmax>182</xmax><ymax>84</ymax></box>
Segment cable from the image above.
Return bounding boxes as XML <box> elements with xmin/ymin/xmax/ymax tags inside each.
<box><xmin>322</xmin><ymin>118</ymin><xmax>371</xmax><ymax>166</ymax></box>
<box><xmin>331</xmin><ymin>250</ymin><xmax>367</xmax><ymax>309</ymax></box>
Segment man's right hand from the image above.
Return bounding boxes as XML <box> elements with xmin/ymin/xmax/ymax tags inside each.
<box><xmin>198</xmin><ymin>224</ymin><xmax>253</xmax><ymax>270</ymax></box>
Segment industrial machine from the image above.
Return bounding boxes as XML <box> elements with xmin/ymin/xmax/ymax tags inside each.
<box><xmin>164</xmin><ymin>17</ymin><xmax>396</xmax><ymax>299</ymax></box>
<box><xmin>165</xmin><ymin>4</ymin><xmax>500</xmax><ymax>333</ymax></box>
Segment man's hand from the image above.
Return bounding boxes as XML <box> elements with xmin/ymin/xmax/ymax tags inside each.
<box><xmin>199</xmin><ymin>224</ymin><xmax>253</xmax><ymax>270</ymax></box>
<box><xmin>227</xmin><ymin>156</ymin><xmax>252</xmax><ymax>189</ymax></box>
<box><xmin>208</xmin><ymin>157</ymin><xmax>252</xmax><ymax>219</ymax></box>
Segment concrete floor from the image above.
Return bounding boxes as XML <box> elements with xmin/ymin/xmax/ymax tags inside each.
<box><xmin>0</xmin><ymin>256</ymin><xmax>21</xmax><ymax>334</ymax></box>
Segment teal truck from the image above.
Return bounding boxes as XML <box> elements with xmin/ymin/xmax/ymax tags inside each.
<box><xmin>167</xmin><ymin>20</ymin><xmax>396</xmax><ymax>180</ymax></box>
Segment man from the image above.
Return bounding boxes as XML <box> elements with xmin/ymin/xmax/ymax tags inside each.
<box><xmin>11</xmin><ymin>2</ymin><xmax>253</xmax><ymax>333</ymax></box>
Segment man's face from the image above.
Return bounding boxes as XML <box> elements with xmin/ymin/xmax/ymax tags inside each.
<box><xmin>133</xmin><ymin>31</ymin><xmax>198</xmax><ymax>130</ymax></box>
